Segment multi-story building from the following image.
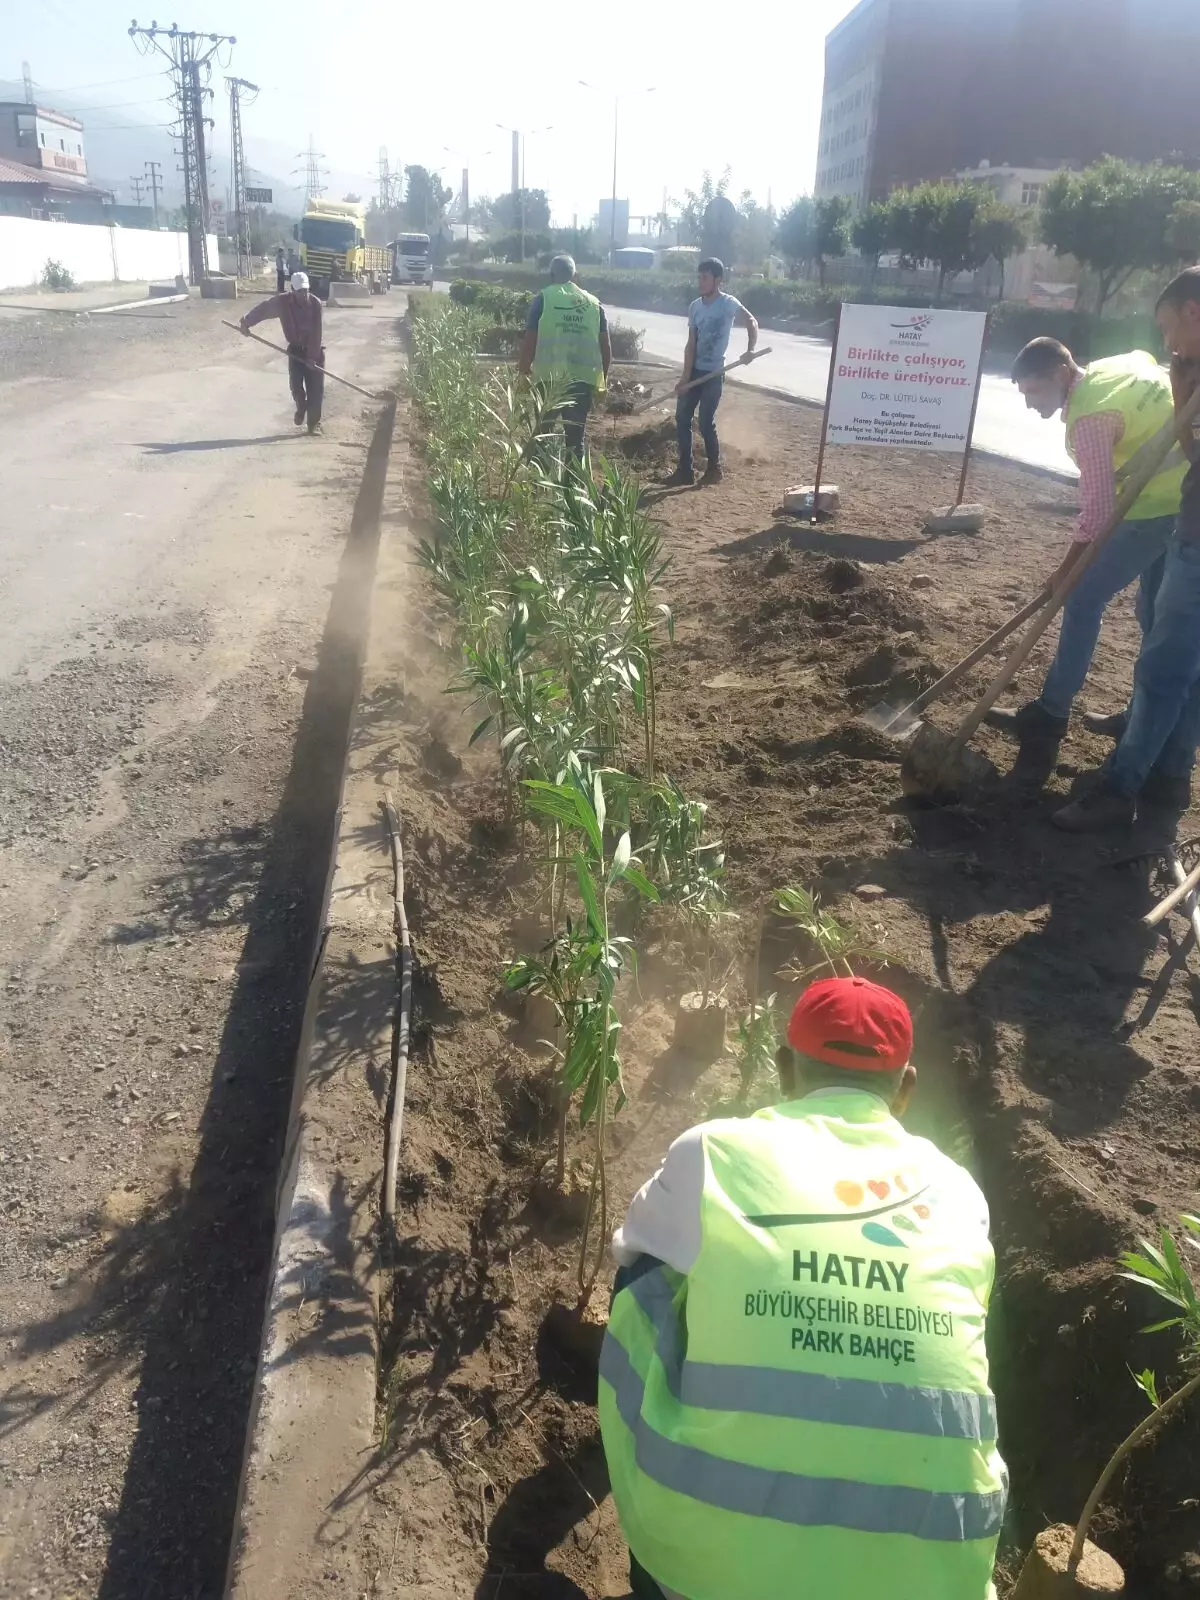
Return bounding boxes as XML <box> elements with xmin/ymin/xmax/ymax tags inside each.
<box><xmin>816</xmin><ymin>0</ymin><xmax>1200</xmax><ymax>212</ymax></box>
<box><xmin>0</xmin><ymin>100</ymin><xmax>114</xmax><ymax>219</ymax></box>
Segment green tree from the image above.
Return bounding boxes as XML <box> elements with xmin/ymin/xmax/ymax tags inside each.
<box><xmin>1167</xmin><ymin>199</ymin><xmax>1200</xmax><ymax>264</ymax></box>
<box><xmin>489</xmin><ymin>188</ymin><xmax>552</xmax><ymax>233</ymax></box>
<box><xmin>972</xmin><ymin>200</ymin><xmax>1028</xmax><ymax>301</ymax></box>
<box><xmin>850</xmin><ymin>200</ymin><xmax>893</xmax><ymax>283</ymax></box>
<box><xmin>403</xmin><ymin>165</ymin><xmax>453</xmax><ymax>232</ymax></box>
<box><xmin>674</xmin><ymin>168</ymin><xmax>731</xmax><ymax>247</ymax></box>
<box><xmin>1039</xmin><ymin>157</ymin><xmax>1200</xmax><ymax>314</ymax></box>
<box><xmin>735</xmin><ymin>189</ymin><xmax>776</xmax><ymax>271</ymax></box>
<box><xmin>775</xmin><ymin>195</ymin><xmax>850</xmax><ymax>287</ymax></box>
<box><xmin>551</xmin><ymin>225</ymin><xmax>602</xmax><ymax>264</ymax></box>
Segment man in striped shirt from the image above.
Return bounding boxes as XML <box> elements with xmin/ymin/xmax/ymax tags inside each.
<box><xmin>985</xmin><ymin>339</ymin><xmax>1183</xmax><ymax>751</ymax></box>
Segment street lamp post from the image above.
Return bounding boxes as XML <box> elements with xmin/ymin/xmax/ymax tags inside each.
<box><xmin>579</xmin><ymin>81</ymin><xmax>656</xmax><ymax>263</ymax></box>
<box><xmin>496</xmin><ymin>123</ymin><xmax>553</xmax><ymax>263</ymax></box>
<box><xmin>444</xmin><ymin>144</ymin><xmax>493</xmax><ymax>245</ymax></box>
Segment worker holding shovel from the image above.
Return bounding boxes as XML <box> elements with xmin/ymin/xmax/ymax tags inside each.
<box><xmin>985</xmin><ymin>338</ymin><xmax>1184</xmax><ymax>754</ymax></box>
<box><xmin>1054</xmin><ymin>268</ymin><xmax>1200</xmax><ymax>831</ymax></box>
<box><xmin>600</xmin><ymin>977</ymin><xmax>1006</xmax><ymax>1600</ymax></box>
<box><xmin>239</xmin><ymin>270</ymin><xmax>325</xmax><ymax>436</ymax></box>
<box><xmin>663</xmin><ymin>257</ymin><xmax>758</xmax><ymax>488</ymax></box>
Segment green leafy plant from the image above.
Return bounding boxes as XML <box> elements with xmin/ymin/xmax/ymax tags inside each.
<box><xmin>644</xmin><ymin>778</ymin><xmax>730</xmax><ymax>998</ymax></box>
<box><xmin>773</xmin><ymin>885</ymin><xmax>886</xmax><ymax>981</ymax></box>
<box><xmin>1058</xmin><ymin>1215</ymin><xmax>1200</xmax><ymax>1575</ymax></box>
<box><xmin>733</xmin><ymin>992</ymin><xmax>778</xmax><ymax>1104</ymax></box>
<box><xmin>507</xmin><ymin>771</ymin><xmax>658</xmax><ymax>1308</ymax></box>
<box><xmin>41</xmin><ymin>259</ymin><xmax>75</xmax><ymax>291</ymax></box>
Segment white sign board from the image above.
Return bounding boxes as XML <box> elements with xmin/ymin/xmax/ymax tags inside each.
<box><xmin>826</xmin><ymin>304</ymin><xmax>987</xmax><ymax>453</ymax></box>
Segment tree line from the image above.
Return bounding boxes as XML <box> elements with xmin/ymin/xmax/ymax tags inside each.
<box><xmin>777</xmin><ymin>157</ymin><xmax>1200</xmax><ymax>311</ymax></box>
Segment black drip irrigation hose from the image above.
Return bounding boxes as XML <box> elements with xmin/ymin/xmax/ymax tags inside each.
<box><xmin>380</xmin><ymin>792</ymin><xmax>412</xmax><ymax>1222</ymax></box>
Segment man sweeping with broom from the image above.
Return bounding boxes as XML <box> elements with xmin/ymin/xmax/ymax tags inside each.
<box><xmin>239</xmin><ymin>270</ymin><xmax>325</xmax><ymax>436</ymax></box>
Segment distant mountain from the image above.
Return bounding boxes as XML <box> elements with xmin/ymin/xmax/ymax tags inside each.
<box><xmin>0</xmin><ymin>81</ymin><xmax>369</xmax><ymax>217</ymax></box>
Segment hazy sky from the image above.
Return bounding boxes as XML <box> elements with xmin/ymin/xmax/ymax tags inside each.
<box><xmin>10</xmin><ymin>0</ymin><xmax>860</xmax><ymax>221</ymax></box>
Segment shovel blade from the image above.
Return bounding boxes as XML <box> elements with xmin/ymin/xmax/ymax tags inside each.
<box><xmin>862</xmin><ymin>699</ymin><xmax>924</xmax><ymax>739</ymax></box>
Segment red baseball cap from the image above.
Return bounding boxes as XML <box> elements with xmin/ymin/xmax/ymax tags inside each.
<box><xmin>786</xmin><ymin>976</ymin><xmax>913</xmax><ymax>1072</ymax></box>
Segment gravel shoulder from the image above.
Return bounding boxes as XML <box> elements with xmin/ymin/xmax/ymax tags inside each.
<box><xmin>0</xmin><ymin>296</ymin><xmax>402</xmax><ymax>1598</ymax></box>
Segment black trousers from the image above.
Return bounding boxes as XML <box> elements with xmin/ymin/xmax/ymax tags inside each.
<box><xmin>558</xmin><ymin>382</ymin><xmax>593</xmax><ymax>459</ymax></box>
<box><xmin>276</xmin><ymin>268</ymin><xmax>287</xmax><ymax>291</ymax></box>
<box><xmin>287</xmin><ymin>343</ymin><xmax>325</xmax><ymax>425</ymax></box>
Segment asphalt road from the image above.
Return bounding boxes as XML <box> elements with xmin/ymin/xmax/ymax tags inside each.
<box><xmin>0</xmin><ymin>294</ymin><xmax>400</xmax><ymax>1598</ymax></box>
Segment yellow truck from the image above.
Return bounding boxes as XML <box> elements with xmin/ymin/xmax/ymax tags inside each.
<box><xmin>293</xmin><ymin>199</ymin><xmax>392</xmax><ymax>300</ymax></box>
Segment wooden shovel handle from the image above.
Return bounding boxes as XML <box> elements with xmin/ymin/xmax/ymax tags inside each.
<box><xmin>1145</xmin><ymin>855</ymin><xmax>1200</xmax><ymax>927</ymax></box>
<box><xmin>907</xmin><ymin>591</ymin><xmax>1051</xmax><ymax>716</ymax></box>
<box><xmin>947</xmin><ymin>379</ymin><xmax>1200</xmax><ymax>757</ymax></box>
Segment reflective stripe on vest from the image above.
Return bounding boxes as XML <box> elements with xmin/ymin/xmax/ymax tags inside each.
<box><xmin>621</xmin><ymin>1263</ymin><xmax>999</xmax><ymax>1444</ymax></box>
<box><xmin>602</xmin><ymin>1319</ymin><xmax>1006</xmax><ymax>1541</ymax></box>
<box><xmin>531</xmin><ymin>281</ymin><xmax>605</xmax><ymax>391</ymax></box>
<box><xmin>1065</xmin><ymin>351</ymin><xmax>1186</xmax><ymax>522</ymax></box>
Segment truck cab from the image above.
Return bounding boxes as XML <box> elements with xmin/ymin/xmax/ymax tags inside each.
<box><xmin>295</xmin><ymin>200</ymin><xmax>392</xmax><ymax>299</ymax></box>
<box><xmin>392</xmin><ymin>233</ymin><xmax>433</xmax><ymax>287</ymax></box>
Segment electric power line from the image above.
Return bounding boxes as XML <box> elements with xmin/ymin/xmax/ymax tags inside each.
<box><xmin>129</xmin><ymin>174</ymin><xmax>145</xmax><ymax>205</ymax></box>
<box><xmin>294</xmin><ymin>134</ymin><xmax>328</xmax><ymax>202</ymax></box>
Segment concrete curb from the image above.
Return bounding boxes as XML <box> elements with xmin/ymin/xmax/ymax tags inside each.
<box><xmin>224</xmin><ymin>401</ymin><xmax>402</xmax><ymax>1598</ymax></box>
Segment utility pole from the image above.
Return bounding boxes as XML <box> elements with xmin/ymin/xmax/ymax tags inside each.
<box><xmin>227</xmin><ymin>76</ymin><xmax>258</xmax><ymax>279</ymax></box>
<box><xmin>129</xmin><ymin>22</ymin><xmax>236</xmax><ymax>285</ymax></box>
<box><xmin>22</xmin><ymin>61</ymin><xmax>34</xmax><ymax>105</ymax></box>
<box><xmin>129</xmin><ymin>175</ymin><xmax>145</xmax><ymax>206</ymax></box>
<box><xmin>145</xmin><ymin>159</ymin><xmax>162</xmax><ymax>229</ymax></box>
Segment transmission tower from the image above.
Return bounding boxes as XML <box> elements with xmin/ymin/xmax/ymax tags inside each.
<box><xmin>129</xmin><ymin>21</ymin><xmax>236</xmax><ymax>284</ymax></box>
<box><xmin>295</xmin><ymin>135</ymin><xmax>327</xmax><ymax>203</ymax></box>
<box><xmin>22</xmin><ymin>61</ymin><xmax>34</xmax><ymax>105</ymax></box>
<box><xmin>227</xmin><ymin>76</ymin><xmax>259</xmax><ymax>279</ymax></box>
<box><xmin>129</xmin><ymin>175</ymin><xmax>145</xmax><ymax>206</ymax></box>
<box><xmin>378</xmin><ymin>146</ymin><xmax>392</xmax><ymax>212</ymax></box>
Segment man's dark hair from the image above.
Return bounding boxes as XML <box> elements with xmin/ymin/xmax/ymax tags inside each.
<box><xmin>1157</xmin><ymin>266</ymin><xmax>1200</xmax><ymax>313</ymax></box>
<box><xmin>1011</xmin><ymin>336</ymin><xmax>1074</xmax><ymax>382</ymax></box>
<box><xmin>776</xmin><ymin>1046</ymin><xmax>906</xmax><ymax>1103</ymax></box>
<box><xmin>698</xmin><ymin>257</ymin><xmax>725</xmax><ymax>280</ymax></box>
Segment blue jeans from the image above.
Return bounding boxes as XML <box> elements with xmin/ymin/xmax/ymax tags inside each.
<box><xmin>676</xmin><ymin>371</ymin><xmax>724</xmax><ymax>473</ymax></box>
<box><xmin>1107</xmin><ymin>534</ymin><xmax>1200</xmax><ymax>795</ymax></box>
<box><xmin>1037</xmin><ymin>515</ymin><xmax>1173</xmax><ymax>718</ymax></box>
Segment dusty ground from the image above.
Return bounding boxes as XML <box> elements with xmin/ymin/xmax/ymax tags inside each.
<box><xmin>330</xmin><ymin>365</ymin><xmax>1200</xmax><ymax>1600</ymax></box>
<box><xmin>0</xmin><ymin>295</ymin><xmax>402</xmax><ymax>1597</ymax></box>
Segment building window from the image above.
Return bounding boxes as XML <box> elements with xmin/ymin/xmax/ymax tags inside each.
<box><xmin>1020</xmin><ymin>182</ymin><xmax>1043</xmax><ymax>206</ymax></box>
<box><xmin>60</xmin><ymin>138</ymin><xmax>66</xmax><ymax>151</ymax></box>
<box><xmin>40</xmin><ymin>131</ymin><xmax>46</xmax><ymax>146</ymax></box>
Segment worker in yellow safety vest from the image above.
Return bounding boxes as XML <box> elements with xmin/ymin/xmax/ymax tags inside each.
<box><xmin>985</xmin><ymin>338</ymin><xmax>1186</xmax><ymax>760</ymax></box>
<box><xmin>599</xmin><ymin>975</ymin><xmax>1007</xmax><ymax>1600</ymax></box>
<box><xmin>517</xmin><ymin>254</ymin><xmax>611</xmax><ymax>459</ymax></box>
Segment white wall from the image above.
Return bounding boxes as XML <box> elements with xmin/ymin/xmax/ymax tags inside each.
<box><xmin>0</xmin><ymin>217</ymin><xmax>220</xmax><ymax>291</ymax></box>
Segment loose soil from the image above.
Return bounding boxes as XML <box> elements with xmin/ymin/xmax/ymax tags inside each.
<box><xmin>342</xmin><ymin>368</ymin><xmax>1200</xmax><ymax>1598</ymax></box>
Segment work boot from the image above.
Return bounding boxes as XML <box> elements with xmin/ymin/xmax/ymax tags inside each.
<box><xmin>699</xmin><ymin>463</ymin><xmax>724</xmax><ymax>486</ymax></box>
<box><xmin>662</xmin><ymin>467</ymin><xmax>695</xmax><ymax>488</ymax></box>
<box><xmin>1082</xmin><ymin>708</ymin><xmax>1128</xmax><ymax>741</ymax></box>
<box><xmin>983</xmin><ymin>701</ymin><xmax>1069</xmax><ymax>741</ymax></box>
<box><xmin>1141</xmin><ymin>767</ymin><xmax>1193</xmax><ymax>810</ymax></box>
<box><xmin>1051</xmin><ymin>780</ymin><xmax>1135</xmax><ymax>833</ymax></box>
<box><xmin>294</xmin><ymin>403</ymin><xmax>307</xmax><ymax>425</ymax></box>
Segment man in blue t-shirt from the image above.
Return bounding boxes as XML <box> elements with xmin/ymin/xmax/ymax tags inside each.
<box><xmin>664</xmin><ymin>257</ymin><xmax>758</xmax><ymax>488</ymax></box>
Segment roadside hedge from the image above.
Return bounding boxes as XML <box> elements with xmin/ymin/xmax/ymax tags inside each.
<box><xmin>446</xmin><ymin>265</ymin><xmax>1161</xmax><ymax>361</ymax></box>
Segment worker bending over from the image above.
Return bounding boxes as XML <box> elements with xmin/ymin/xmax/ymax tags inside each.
<box><xmin>664</xmin><ymin>257</ymin><xmax>758</xmax><ymax>488</ymax></box>
<box><xmin>600</xmin><ymin>976</ymin><xmax>1006</xmax><ymax>1600</ymax></box>
<box><xmin>1055</xmin><ymin>268</ymin><xmax>1200</xmax><ymax>830</ymax></box>
<box><xmin>517</xmin><ymin>254</ymin><xmax>610</xmax><ymax>460</ymax></box>
<box><xmin>239</xmin><ymin>270</ymin><xmax>325</xmax><ymax>436</ymax></box>
<box><xmin>987</xmin><ymin>338</ymin><xmax>1184</xmax><ymax>750</ymax></box>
